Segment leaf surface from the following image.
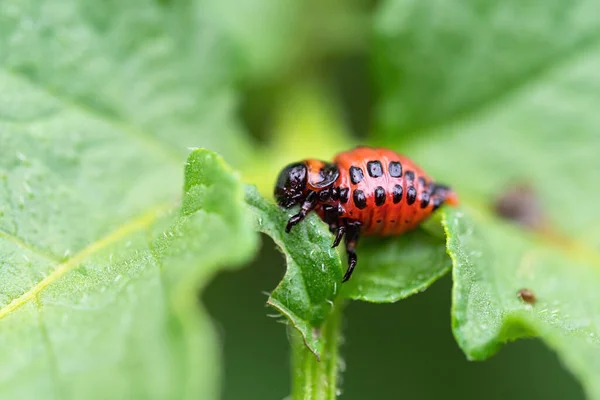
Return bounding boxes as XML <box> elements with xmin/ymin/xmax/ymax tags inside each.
<box><xmin>0</xmin><ymin>143</ymin><xmax>257</xmax><ymax>399</ymax></box>
<box><xmin>374</xmin><ymin>0</ymin><xmax>600</xmax><ymax>396</ymax></box>
<box><xmin>373</xmin><ymin>0</ymin><xmax>600</xmax><ymax>141</ymax></box>
<box><xmin>0</xmin><ymin>1</ymin><xmax>264</xmax><ymax>396</ymax></box>
<box><xmin>0</xmin><ymin>0</ymin><xmax>252</xmax><ymax>165</ymax></box>
<box><xmin>245</xmin><ymin>186</ymin><xmax>342</xmax><ymax>357</ymax></box>
<box><xmin>341</xmin><ymin>231</ymin><xmax>450</xmax><ymax>303</ymax></box>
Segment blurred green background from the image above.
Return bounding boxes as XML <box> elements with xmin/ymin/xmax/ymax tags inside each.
<box><xmin>200</xmin><ymin>0</ymin><xmax>588</xmax><ymax>398</ymax></box>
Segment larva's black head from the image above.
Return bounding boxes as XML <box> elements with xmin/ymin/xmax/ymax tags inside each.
<box><xmin>274</xmin><ymin>162</ymin><xmax>308</xmax><ymax>208</ymax></box>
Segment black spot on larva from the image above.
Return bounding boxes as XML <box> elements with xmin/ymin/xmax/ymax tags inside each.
<box><xmin>433</xmin><ymin>197</ymin><xmax>443</xmax><ymax>211</ymax></box>
<box><xmin>339</xmin><ymin>187</ymin><xmax>349</xmax><ymax>203</ymax></box>
<box><xmin>349</xmin><ymin>166</ymin><xmax>364</xmax><ymax>184</ymax></box>
<box><xmin>405</xmin><ymin>219</ymin><xmax>410</xmax><ymax>223</ymax></box>
<box><xmin>420</xmin><ymin>191</ymin><xmax>430</xmax><ymax>208</ymax></box>
<box><xmin>331</xmin><ymin>187</ymin><xmax>340</xmax><ymax>200</ymax></box>
<box><xmin>418</xmin><ymin>177</ymin><xmax>426</xmax><ymax>187</ymax></box>
<box><xmin>367</xmin><ymin>161</ymin><xmax>383</xmax><ymax>178</ymax></box>
<box><xmin>376</xmin><ymin>219</ymin><xmax>382</xmax><ymax>223</ymax></box>
<box><xmin>319</xmin><ymin>189</ymin><xmax>331</xmax><ymax>201</ymax></box>
<box><xmin>405</xmin><ymin>171</ymin><xmax>415</xmax><ymax>182</ymax></box>
<box><xmin>353</xmin><ymin>190</ymin><xmax>367</xmax><ymax>209</ymax></box>
<box><xmin>392</xmin><ymin>184</ymin><xmax>403</xmax><ymax>203</ymax></box>
<box><xmin>375</xmin><ymin>186</ymin><xmax>386</xmax><ymax>206</ymax></box>
<box><xmin>390</xmin><ymin>220</ymin><xmax>396</xmax><ymax>223</ymax></box>
<box><xmin>407</xmin><ymin>186</ymin><xmax>417</xmax><ymax>205</ymax></box>
<box><xmin>389</xmin><ymin>161</ymin><xmax>402</xmax><ymax>177</ymax></box>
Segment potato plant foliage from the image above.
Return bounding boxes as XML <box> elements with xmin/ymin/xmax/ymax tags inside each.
<box><xmin>1</xmin><ymin>0</ymin><xmax>600</xmax><ymax>399</ymax></box>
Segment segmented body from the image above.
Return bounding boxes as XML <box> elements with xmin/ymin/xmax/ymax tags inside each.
<box><xmin>314</xmin><ymin>147</ymin><xmax>456</xmax><ymax>235</ymax></box>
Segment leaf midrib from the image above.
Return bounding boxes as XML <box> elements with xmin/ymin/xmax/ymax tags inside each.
<box><xmin>0</xmin><ymin>62</ymin><xmax>194</xmax><ymax>319</ymax></box>
<box><xmin>0</xmin><ymin>202</ymin><xmax>172</xmax><ymax>320</ymax></box>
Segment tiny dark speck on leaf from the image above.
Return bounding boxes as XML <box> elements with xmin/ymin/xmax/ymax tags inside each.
<box><xmin>494</xmin><ymin>183</ymin><xmax>545</xmax><ymax>230</ymax></box>
<box><xmin>517</xmin><ymin>288</ymin><xmax>536</xmax><ymax>304</ymax></box>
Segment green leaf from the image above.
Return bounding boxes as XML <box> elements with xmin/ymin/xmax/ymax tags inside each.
<box><xmin>444</xmin><ymin>205</ymin><xmax>600</xmax><ymax>398</ymax></box>
<box><xmin>0</xmin><ymin>0</ymin><xmax>251</xmax><ymax>165</ymax></box>
<box><xmin>373</xmin><ymin>0</ymin><xmax>600</xmax><ymax>142</ymax></box>
<box><xmin>0</xmin><ymin>145</ymin><xmax>257</xmax><ymax>398</ymax></box>
<box><xmin>341</xmin><ymin>231</ymin><xmax>450</xmax><ymax>303</ymax></box>
<box><xmin>0</xmin><ymin>1</ymin><xmax>262</xmax><ymax>396</ymax></box>
<box><xmin>373</xmin><ymin>0</ymin><xmax>600</xmax><ymax>396</ymax></box>
<box><xmin>245</xmin><ymin>186</ymin><xmax>343</xmax><ymax>357</ymax></box>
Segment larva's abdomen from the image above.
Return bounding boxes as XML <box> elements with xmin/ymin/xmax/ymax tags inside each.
<box><xmin>331</xmin><ymin>147</ymin><xmax>456</xmax><ymax>235</ymax></box>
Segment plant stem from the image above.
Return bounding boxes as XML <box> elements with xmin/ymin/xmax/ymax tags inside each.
<box><xmin>290</xmin><ymin>300</ymin><xmax>345</xmax><ymax>400</ymax></box>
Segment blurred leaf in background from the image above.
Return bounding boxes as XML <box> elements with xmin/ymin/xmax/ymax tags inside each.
<box><xmin>372</xmin><ymin>0</ymin><xmax>600</xmax><ymax>143</ymax></box>
<box><xmin>0</xmin><ymin>0</ymin><xmax>256</xmax><ymax>166</ymax></box>
<box><xmin>372</xmin><ymin>0</ymin><xmax>600</xmax><ymax>398</ymax></box>
<box><xmin>1</xmin><ymin>0</ymin><xmax>599</xmax><ymax>398</ymax></box>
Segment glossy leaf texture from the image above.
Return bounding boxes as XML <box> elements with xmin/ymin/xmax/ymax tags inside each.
<box><xmin>245</xmin><ymin>186</ymin><xmax>343</xmax><ymax>358</ymax></box>
<box><xmin>341</xmin><ymin>231</ymin><xmax>450</xmax><ymax>303</ymax></box>
<box><xmin>373</xmin><ymin>0</ymin><xmax>600</xmax><ymax>397</ymax></box>
<box><xmin>0</xmin><ymin>144</ymin><xmax>257</xmax><ymax>398</ymax></box>
<box><xmin>0</xmin><ymin>0</ymin><xmax>268</xmax><ymax>396</ymax></box>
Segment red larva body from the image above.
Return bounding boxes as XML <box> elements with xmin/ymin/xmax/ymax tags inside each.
<box><xmin>315</xmin><ymin>147</ymin><xmax>458</xmax><ymax>236</ymax></box>
<box><xmin>274</xmin><ymin>146</ymin><xmax>459</xmax><ymax>281</ymax></box>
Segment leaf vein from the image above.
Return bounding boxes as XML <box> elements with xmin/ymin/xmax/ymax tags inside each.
<box><xmin>0</xmin><ymin>230</ymin><xmax>60</xmax><ymax>263</ymax></box>
<box><xmin>0</xmin><ymin>202</ymin><xmax>172</xmax><ymax>320</ymax></box>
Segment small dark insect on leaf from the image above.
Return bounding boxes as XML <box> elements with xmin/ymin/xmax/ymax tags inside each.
<box><xmin>517</xmin><ymin>288</ymin><xmax>536</xmax><ymax>304</ymax></box>
<box><xmin>494</xmin><ymin>183</ymin><xmax>545</xmax><ymax>230</ymax></box>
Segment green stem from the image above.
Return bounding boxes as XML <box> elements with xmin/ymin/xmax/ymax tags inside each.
<box><xmin>290</xmin><ymin>301</ymin><xmax>345</xmax><ymax>400</ymax></box>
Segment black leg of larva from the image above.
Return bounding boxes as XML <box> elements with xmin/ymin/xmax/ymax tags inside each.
<box><xmin>285</xmin><ymin>192</ymin><xmax>317</xmax><ymax>233</ymax></box>
<box><xmin>342</xmin><ymin>221</ymin><xmax>361</xmax><ymax>282</ymax></box>
<box><xmin>286</xmin><ymin>213</ymin><xmax>308</xmax><ymax>233</ymax></box>
<box><xmin>331</xmin><ymin>225</ymin><xmax>345</xmax><ymax>248</ymax></box>
<box><xmin>343</xmin><ymin>248</ymin><xmax>357</xmax><ymax>283</ymax></box>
